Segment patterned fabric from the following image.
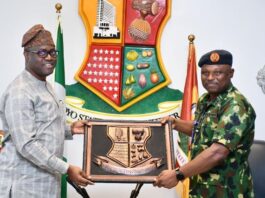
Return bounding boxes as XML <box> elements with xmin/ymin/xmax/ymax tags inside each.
<box><xmin>190</xmin><ymin>84</ymin><xmax>256</xmax><ymax>198</ymax></box>
<box><xmin>22</xmin><ymin>24</ymin><xmax>54</xmax><ymax>48</ymax></box>
<box><xmin>0</xmin><ymin>70</ymin><xmax>72</xmax><ymax>198</ymax></box>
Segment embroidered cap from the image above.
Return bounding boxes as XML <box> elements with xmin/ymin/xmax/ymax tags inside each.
<box><xmin>198</xmin><ymin>49</ymin><xmax>233</xmax><ymax>67</ymax></box>
<box><xmin>22</xmin><ymin>24</ymin><xmax>54</xmax><ymax>49</ymax></box>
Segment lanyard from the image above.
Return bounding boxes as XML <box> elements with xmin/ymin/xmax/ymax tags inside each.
<box><xmin>191</xmin><ymin>103</ymin><xmax>212</xmax><ymax>145</ymax></box>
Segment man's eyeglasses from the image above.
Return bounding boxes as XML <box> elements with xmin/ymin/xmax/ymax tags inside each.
<box><xmin>25</xmin><ymin>49</ymin><xmax>59</xmax><ymax>58</ymax></box>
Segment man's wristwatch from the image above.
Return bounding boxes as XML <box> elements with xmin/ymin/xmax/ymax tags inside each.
<box><xmin>175</xmin><ymin>168</ymin><xmax>185</xmax><ymax>181</ymax></box>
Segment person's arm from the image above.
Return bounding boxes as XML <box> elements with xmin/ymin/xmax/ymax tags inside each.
<box><xmin>7</xmin><ymin>94</ymin><xmax>93</xmax><ymax>186</ymax></box>
<box><xmin>180</xmin><ymin>100</ymin><xmax>255</xmax><ymax>180</ymax></box>
<box><xmin>155</xmin><ymin>97</ymin><xmax>254</xmax><ymax>189</ymax></box>
<box><xmin>161</xmin><ymin>116</ymin><xmax>194</xmax><ymax>136</ymax></box>
<box><xmin>65</xmin><ymin>120</ymin><xmax>90</xmax><ymax>139</ymax></box>
<box><xmin>63</xmin><ymin>119</ymin><xmax>94</xmax><ymax>186</ymax></box>
<box><xmin>64</xmin><ymin>120</ymin><xmax>94</xmax><ymax>186</ymax></box>
<box><xmin>5</xmin><ymin>87</ymin><xmax>93</xmax><ymax>186</ymax></box>
<box><xmin>4</xmin><ymin>91</ymin><xmax>70</xmax><ymax>174</ymax></box>
<box><xmin>154</xmin><ymin>143</ymin><xmax>229</xmax><ymax>188</ymax></box>
<box><xmin>180</xmin><ymin>142</ymin><xmax>229</xmax><ymax>177</ymax></box>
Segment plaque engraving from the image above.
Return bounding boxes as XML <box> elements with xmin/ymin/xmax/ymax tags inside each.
<box><xmin>83</xmin><ymin>120</ymin><xmax>174</xmax><ymax>183</ymax></box>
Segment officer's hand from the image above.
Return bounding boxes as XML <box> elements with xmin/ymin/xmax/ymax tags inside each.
<box><xmin>153</xmin><ymin>169</ymin><xmax>178</xmax><ymax>189</ymax></box>
<box><xmin>161</xmin><ymin>116</ymin><xmax>178</xmax><ymax>129</ymax></box>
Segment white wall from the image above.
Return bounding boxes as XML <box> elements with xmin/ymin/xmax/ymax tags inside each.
<box><xmin>1</xmin><ymin>0</ymin><xmax>265</xmax><ymax>197</ymax></box>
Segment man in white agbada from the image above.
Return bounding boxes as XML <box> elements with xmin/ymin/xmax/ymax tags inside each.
<box><xmin>0</xmin><ymin>24</ymin><xmax>92</xmax><ymax>198</ymax></box>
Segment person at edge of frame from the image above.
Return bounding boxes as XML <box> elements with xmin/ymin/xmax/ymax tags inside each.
<box><xmin>0</xmin><ymin>24</ymin><xmax>93</xmax><ymax>198</ymax></box>
<box><xmin>154</xmin><ymin>49</ymin><xmax>256</xmax><ymax>198</ymax></box>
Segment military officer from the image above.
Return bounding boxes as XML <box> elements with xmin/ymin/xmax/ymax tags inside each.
<box><xmin>154</xmin><ymin>49</ymin><xmax>256</xmax><ymax>198</ymax></box>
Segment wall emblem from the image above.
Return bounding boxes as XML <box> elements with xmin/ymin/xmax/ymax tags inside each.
<box><xmin>75</xmin><ymin>0</ymin><xmax>171</xmax><ymax>112</ymax></box>
<box><xmin>65</xmin><ymin>0</ymin><xmax>182</xmax><ymax>121</ymax></box>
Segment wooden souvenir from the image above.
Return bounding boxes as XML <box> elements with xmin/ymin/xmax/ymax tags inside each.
<box><xmin>83</xmin><ymin>120</ymin><xmax>175</xmax><ymax>183</ymax></box>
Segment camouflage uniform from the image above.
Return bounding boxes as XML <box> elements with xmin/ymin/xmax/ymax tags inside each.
<box><xmin>190</xmin><ymin>84</ymin><xmax>256</xmax><ymax>198</ymax></box>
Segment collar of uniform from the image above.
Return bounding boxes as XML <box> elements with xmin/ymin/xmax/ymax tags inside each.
<box><xmin>200</xmin><ymin>83</ymin><xmax>234</xmax><ymax>108</ymax></box>
<box><xmin>215</xmin><ymin>83</ymin><xmax>234</xmax><ymax>102</ymax></box>
<box><xmin>22</xmin><ymin>69</ymin><xmax>47</xmax><ymax>86</ymax></box>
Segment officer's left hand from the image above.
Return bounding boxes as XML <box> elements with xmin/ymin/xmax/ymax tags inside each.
<box><xmin>153</xmin><ymin>169</ymin><xmax>179</xmax><ymax>189</ymax></box>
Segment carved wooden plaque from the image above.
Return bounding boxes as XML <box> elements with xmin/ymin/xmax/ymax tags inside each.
<box><xmin>83</xmin><ymin>120</ymin><xmax>175</xmax><ymax>183</ymax></box>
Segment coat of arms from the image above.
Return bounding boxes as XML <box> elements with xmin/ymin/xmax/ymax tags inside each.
<box><xmin>74</xmin><ymin>0</ymin><xmax>172</xmax><ymax>112</ymax></box>
<box><xmin>93</xmin><ymin>125</ymin><xmax>163</xmax><ymax>175</ymax></box>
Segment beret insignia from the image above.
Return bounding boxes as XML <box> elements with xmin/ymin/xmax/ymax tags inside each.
<box><xmin>210</xmin><ymin>52</ymin><xmax>220</xmax><ymax>63</ymax></box>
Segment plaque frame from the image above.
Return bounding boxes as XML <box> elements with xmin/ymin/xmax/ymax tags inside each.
<box><xmin>83</xmin><ymin>120</ymin><xmax>175</xmax><ymax>183</ymax></box>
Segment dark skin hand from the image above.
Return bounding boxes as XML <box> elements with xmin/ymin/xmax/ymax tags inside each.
<box><xmin>68</xmin><ymin>120</ymin><xmax>94</xmax><ymax>186</ymax></box>
<box><xmin>71</xmin><ymin>120</ymin><xmax>91</xmax><ymax>135</ymax></box>
<box><xmin>161</xmin><ymin>116</ymin><xmax>193</xmax><ymax>136</ymax></box>
<box><xmin>153</xmin><ymin>142</ymin><xmax>229</xmax><ymax>189</ymax></box>
<box><xmin>67</xmin><ymin>165</ymin><xmax>94</xmax><ymax>186</ymax></box>
<box><xmin>153</xmin><ymin>169</ymin><xmax>178</xmax><ymax>188</ymax></box>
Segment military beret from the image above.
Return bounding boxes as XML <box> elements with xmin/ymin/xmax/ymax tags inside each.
<box><xmin>198</xmin><ymin>49</ymin><xmax>233</xmax><ymax>67</ymax></box>
<box><xmin>22</xmin><ymin>24</ymin><xmax>54</xmax><ymax>48</ymax></box>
